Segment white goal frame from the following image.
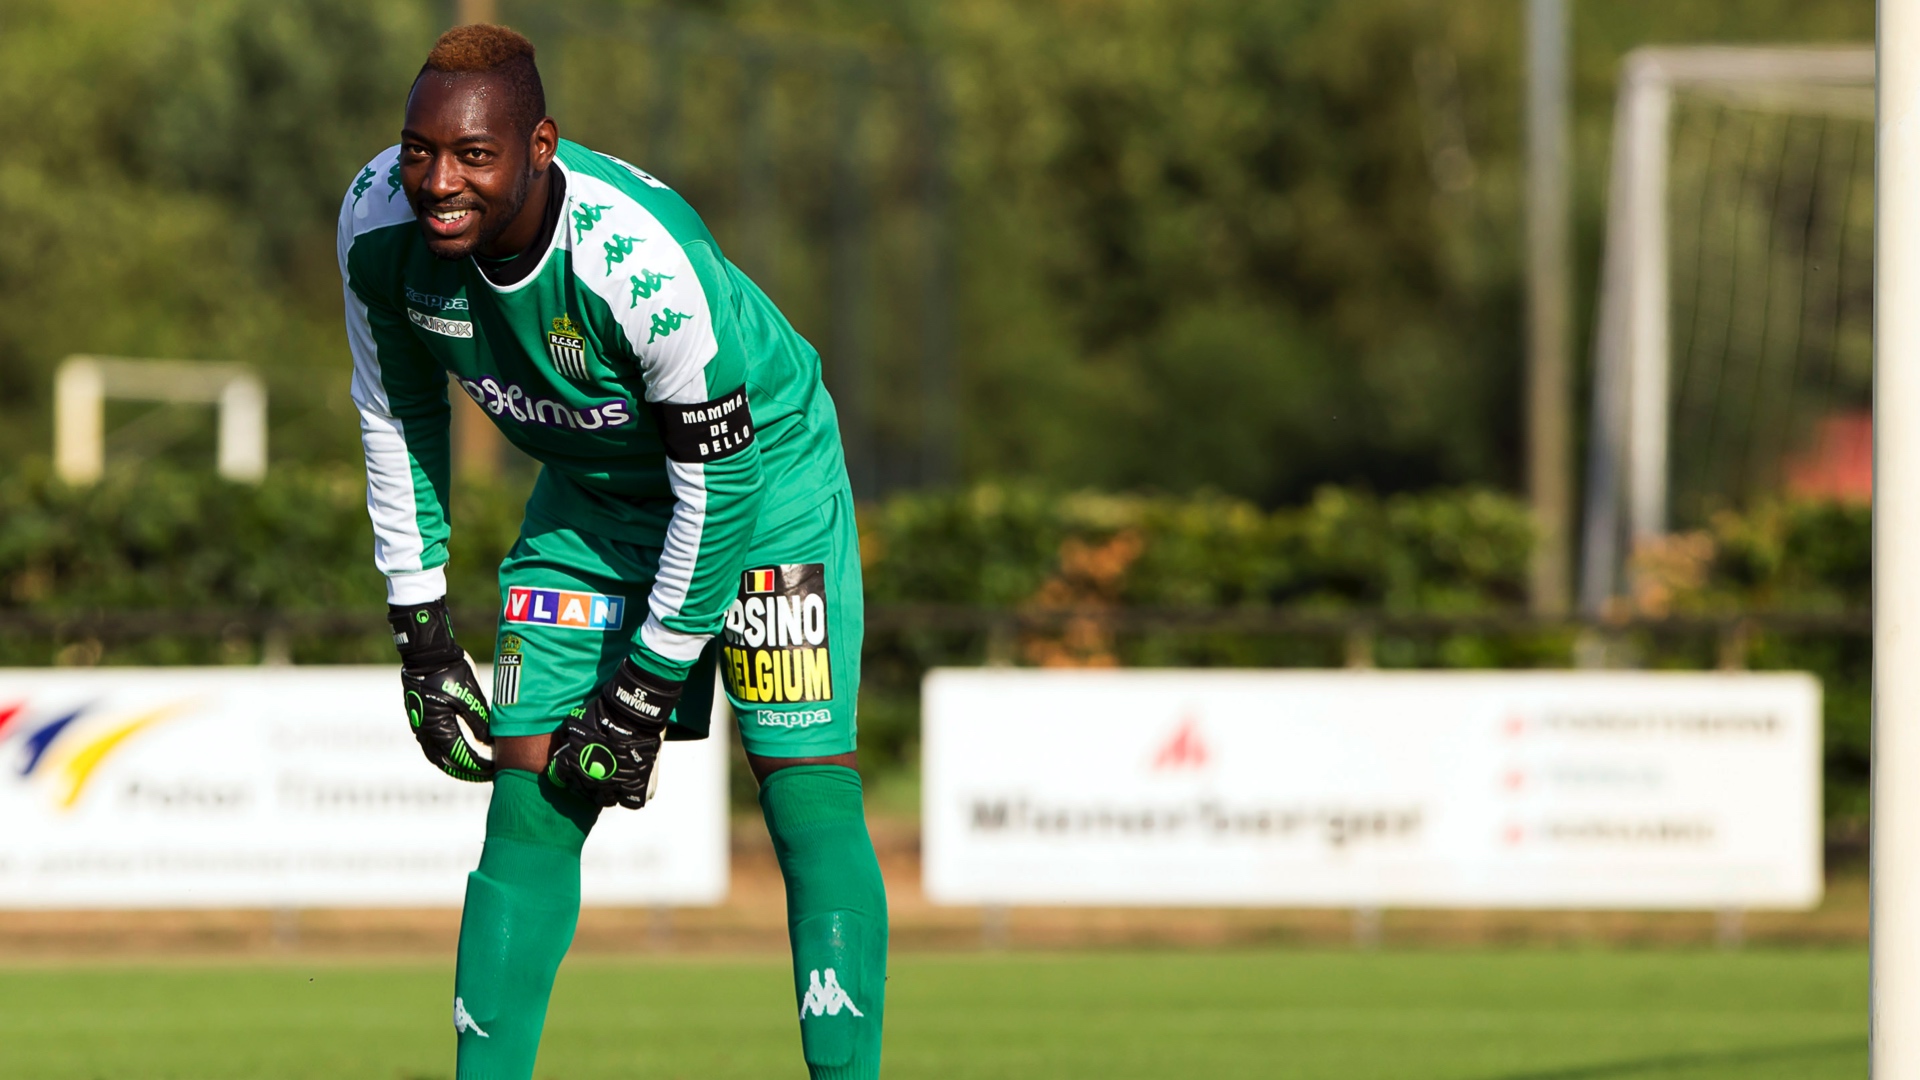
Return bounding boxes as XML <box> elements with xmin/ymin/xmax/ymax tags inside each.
<box><xmin>53</xmin><ymin>356</ymin><xmax>267</xmax><ymax>484</ymax></box>
<box><xmin>1578</xmin><ymin>46</ymin><xmax>1875</xmax><ymax>614</ymax></box>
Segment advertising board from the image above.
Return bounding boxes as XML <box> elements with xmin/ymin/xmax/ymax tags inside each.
<box><xmin>0</xmin><ymin>667</ymin><xmax>728</xmax><ymax>908</ymax></box>
<box><xmin>923</xmin><ymin>669</ymin><xmax>1822</xmax><ymax>909</ymax></box>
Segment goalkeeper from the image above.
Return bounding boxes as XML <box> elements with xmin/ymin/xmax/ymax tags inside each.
<box><xmin>339</xmin><ymin>24</ymin><xmax>886</xmax><ymax>1080</ymax></box>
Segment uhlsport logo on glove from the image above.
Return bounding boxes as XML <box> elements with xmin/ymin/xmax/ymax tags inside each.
<box><xmin>579</xmin><ymin>743</ymin><xmax>619</xmax><ymax>781</ymax></box>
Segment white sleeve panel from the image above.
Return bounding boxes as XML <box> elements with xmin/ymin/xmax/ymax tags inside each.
<box><xmin>339</xmin><ymin>147</ymin><xmax>445</xmax><ymax>602</ymax></box>
<box><xmin>562</xmin><ymin>169</ymin><xmax>719</xmax><ymax>404</ymax></box>
<box><xmin>566</xmin><ymin>166</ymin><xmax>730</xmax><ymax>662</ymax></box>
<box><xmin>638</xmin><ymin>458</ymin><xmax>714</xmax><ymax>663</ymax></box>
<box><xmin>344</xmin><ymin>275</ymin><xmax>433</xmax><ymax>586</ymax></box>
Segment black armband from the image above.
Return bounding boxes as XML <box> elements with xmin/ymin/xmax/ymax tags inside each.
<box><xmin>652</xmin><ymin>386</ymin><xmax>755</xmax><ymax>463</ymax></box>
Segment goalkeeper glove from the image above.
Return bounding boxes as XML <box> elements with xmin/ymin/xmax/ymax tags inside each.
<box><xmin>546</xmin><ymin>659</ymin><xmax>679</xmax><ymax>809</ymax></box>
<box><xmin>387</xmin><ymin>598</ymin><xmax>494</xmax><ymax>783</ymax></box>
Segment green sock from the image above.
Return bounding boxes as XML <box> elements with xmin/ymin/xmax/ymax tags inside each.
<box><xmin>454</xmin><ymin>768</ymin><xmax>599</xmax><ymax>1080</ymax></box>
<box><xmin>759</xmin><ymin>765</ymin><xmax>889</xmax><ymax>1080</ymax></box>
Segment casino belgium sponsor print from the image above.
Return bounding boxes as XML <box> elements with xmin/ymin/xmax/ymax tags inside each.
<box><xmin>723</xmin><ymin>565</ymin><xmax>831</xmax><ymax>706</ymax></box>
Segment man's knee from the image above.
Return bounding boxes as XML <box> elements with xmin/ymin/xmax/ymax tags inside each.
<box><xmin>747</xmin><ymin>750</ymin><xmax>859</xmax><ymax>786</ymax></box>
<box><xmin>492</xmin><ymin>732</ymin><xmax>552</xmax><ymax>773</ymax></box>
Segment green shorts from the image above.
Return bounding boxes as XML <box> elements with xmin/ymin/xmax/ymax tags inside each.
<box><xmin>488</xmin><ymin>486</ymin><xmax>863</xmax><ymax>758</ymax></box>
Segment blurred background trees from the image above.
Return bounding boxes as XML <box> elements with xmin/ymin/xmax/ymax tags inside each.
<box><xmin>0</xmin><ymin>0</ymin><xmax>1876</xmax><ymax>504</ymax></box>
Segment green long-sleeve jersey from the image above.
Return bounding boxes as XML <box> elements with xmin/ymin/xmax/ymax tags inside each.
<box><xmin>339</xmin><ymin>139</ymin><xmax>849</xmax><ymax>675</ymax></box>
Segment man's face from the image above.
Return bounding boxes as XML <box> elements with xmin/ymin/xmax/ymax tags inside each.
<box><xmin>399</xmin><ymin>73</ymin><xmax>552</xmax><ymax>260</ymax></box>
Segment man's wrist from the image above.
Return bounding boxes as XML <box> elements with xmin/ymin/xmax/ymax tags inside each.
<box><xmin>602</xmin><ymin>658</ymin><xmax>684</xmax><ymax>727</ymax></box>
<box><xmin>628</xmin><ymin>644</ymin><xmax>695</xmax><ymax>684</ymax></box>
<box><xmin>388</xmin><ymin>598</ymin><xmax>462</xmax><ymax>669</ymax></box>
<box><xmin>385</xmin><ymin>566</ymin><xmax>448</xmax><ymax>606</ymax></box>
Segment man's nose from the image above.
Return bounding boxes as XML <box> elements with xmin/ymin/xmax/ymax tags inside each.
<box><xmin>422</xmin><ymin>152</ymin><xmax>462</xmax><ymax>200</ymax></box>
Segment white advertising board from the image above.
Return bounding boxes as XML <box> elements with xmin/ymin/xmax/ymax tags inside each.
<box><xmin>0</xmin><ymin>667</ymin><xmax>729</xmax><ymax>909</ymax></box>
<box><xmin>923</xmin><ymin>669</ymin><xmax>1822</xmax><ymax>909</ymax></box>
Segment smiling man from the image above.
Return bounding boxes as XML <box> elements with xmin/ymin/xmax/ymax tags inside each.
<box><xmin>338</xmin><ymin>24</ymin><xmax>886</xmax><ymax>1080</ymax></box>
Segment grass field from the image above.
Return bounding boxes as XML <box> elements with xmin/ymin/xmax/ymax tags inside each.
<box><xmin>0</xmin><ymin>949</ymin><xmax>1865</xmax><ymax>1079</ymax></box>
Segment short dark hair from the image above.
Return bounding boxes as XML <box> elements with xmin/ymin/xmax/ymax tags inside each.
<box><xmin>417</xmin><ymin>24</ymin><xmax>547</xmax><ymax>137</ymax></box>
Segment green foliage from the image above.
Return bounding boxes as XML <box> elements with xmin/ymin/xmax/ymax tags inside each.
<box><xmin>0</xmin><ymin>0</ymin><xmax>433</xmax><ymax>470</ymax></box>
<box><xmin>0</xmin><ymin>464</ymin><xmax>1876</xmax><ymax>821</ymax></box>
<box><xmin>861</xmin><ymin>483</ymin><xmax>1533</xmax><ymax>611</ymax></box>
<box><xmin>0</xmin><ymin>0</ymin><xmax>1880</xmax><ymax>505</ymax></box>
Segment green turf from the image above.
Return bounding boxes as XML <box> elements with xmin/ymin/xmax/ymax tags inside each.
<box><xmin>0</xmin><ymin>950</ymin><xmax>1865</xmax><ymax>1079</ymax></box>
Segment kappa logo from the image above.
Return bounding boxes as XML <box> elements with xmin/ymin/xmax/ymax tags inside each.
<box><xmin>748</xmin><ymin>708</ymin><xmax>832</xmax><ymax>730</ymax></box>
<box><xmin>603</xmin><ymin>234</ymin><xmax>642</xmax><ymax>275</ymax></box>
<box><xmin>350</xmin><ymin>165</ymin><xmax>376</xmax><ymax>206</ymax></box>
<box><xmin>647</xmin><ymin>309</ymin><xmax>693</xmax><ymax>344</ymax></box>
<box><xmin>386</xmin><ymin>160</ymin><xmax>403</xmax><ymax>201</ymax></box>
<box><xmin>404</xmin><ymin>287</ymin><xmax>468</xmax><ymax>312</ymax></box>
<box><xmin>453</xmin><ymin>997</ymin><xmax>489</xmax><ymax>1038</ymax></box>
<box><xmin>628</xmin><ymin>268</ymin><xmax>674</xmax><ymax>306</ymax></box>
<box><xmin>1151</xmin><ymin>715</ymin><xmax>1210</xmax><ymax>770</ymax></box>
<box><xmin>799</xmin><ymin>969</ymin><xmax>863</xmax><ymax>1020</ymax></box>
<box><xmin>572</xmin><ymin>202</ymin><xmax>612</xmax><ymax>243</ymax></box>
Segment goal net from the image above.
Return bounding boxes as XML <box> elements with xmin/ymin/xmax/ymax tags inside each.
<box><xmin>1579</xmin><ymin>47</ymin><xmax>1874</xmax><ymax>613</ymax></box>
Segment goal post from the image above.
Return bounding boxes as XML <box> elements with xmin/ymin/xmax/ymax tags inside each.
<box><xmin>1877</xmin><ymin>9</ymin><xmax>1920</xmax><ymax>1075</ymax></box>
<box><xmin>1579</xmin><ymin>46</ymin><xmax>1875</xmax><ymax>614</ymax></box>
<box><xmin>52</xmin><ymin>356</ymin><xmax>267</xmax><ymax>485</ymax></box>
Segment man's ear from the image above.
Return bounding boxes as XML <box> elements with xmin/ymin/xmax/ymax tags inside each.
<box><xmin>529</xmin><ymin>117</ymin><xmax>558</xmax><ymax>171</ymax></box>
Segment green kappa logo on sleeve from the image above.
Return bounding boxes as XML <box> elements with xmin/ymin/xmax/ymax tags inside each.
<box><xmin>572</xmin><ymin>203</ymin><xmax>612</xmax><ymax>243</ymax></box>
<box><xmin>629</xmin><ymin>269</ymin><xmax>674</xmax><ymax>306</ymax></box>
<box><xmin>603</xmin><ymin>234</ymin><xmax>641</xmax><ymax>275</ymax></box>
<box><xmin>647</xmin><ymin>310</ymin><xmax>692</xmax><ymax>344</ymax></box>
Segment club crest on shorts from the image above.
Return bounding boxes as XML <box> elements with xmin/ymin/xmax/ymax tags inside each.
<box><xmin>722</xmin><ymin>563</ymin><xmax>831</xmax><ymax>704</ymax></box>
<box><xmin>504</xmin><ymin>586</ymin><xmax>625</xmax><ymax>631</ymax></box>
<box><xmin>547</xmin><ymin>313</ymin><xmax>589</xmax><ymax>380</ymax></box>
<box><xmin>493</xmin><ymin>633</ymin><xmax>523</xmax><ymax>707</ymax></box>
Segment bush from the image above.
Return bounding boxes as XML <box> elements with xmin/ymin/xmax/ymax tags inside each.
<box><xmin>0</xmin><ymin>463</ymin><xmax>1873</xmax><ymax>824</ymax></box>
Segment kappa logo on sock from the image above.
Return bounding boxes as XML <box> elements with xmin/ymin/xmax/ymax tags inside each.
<box><xmin>799</xmin><ymin>968</ymin><xmax>864</xmax><ymax>1020</ymax></box>
<box><xmin>453</xmin><ymin>997</ymin><xmax>490</xmax><ymax>1038</ymax></box>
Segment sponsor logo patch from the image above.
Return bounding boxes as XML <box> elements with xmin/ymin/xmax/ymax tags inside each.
<box><xmin>457</xmin><ymin>376</ymin><xmax>633</xmax><ymax>431</ymax></box>
<box><xmin>409</xmin><ymin>308</ymin><xmax>473</xmax><ymax>339</ymax></box>
<box><xmin>405</xmin><ymin>287</ymin><xmax>468</xmax><ymax>312</ymax></box>
<box><xmin>493</xmin><ymin>634</ymin><xmax>523</xmax><ymax>707</ymax></box>
<box><xmin>722</xmin><ymin>563</ymin><xmax>830</xmax><ymax>705</ymax></box>
<box><xmin>745</xmin><ymin>708</ymin><xmax>833</xmax><ymax>730</ymax></box>
<box><xmin>547</xmin><ymin>314</ymin><xmax>589</xmax><ymax>380</ymax></box>
<box><xmin>504</xmin><ymin>587</ymin><xmax>626</xmax><ymax>631</ymax></box>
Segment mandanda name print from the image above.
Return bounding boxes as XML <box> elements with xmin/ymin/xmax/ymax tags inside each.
<box><xmin>722</xmin><ymin>563</ymin><xmax>831</xmax><ymax>705</ymax></box>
